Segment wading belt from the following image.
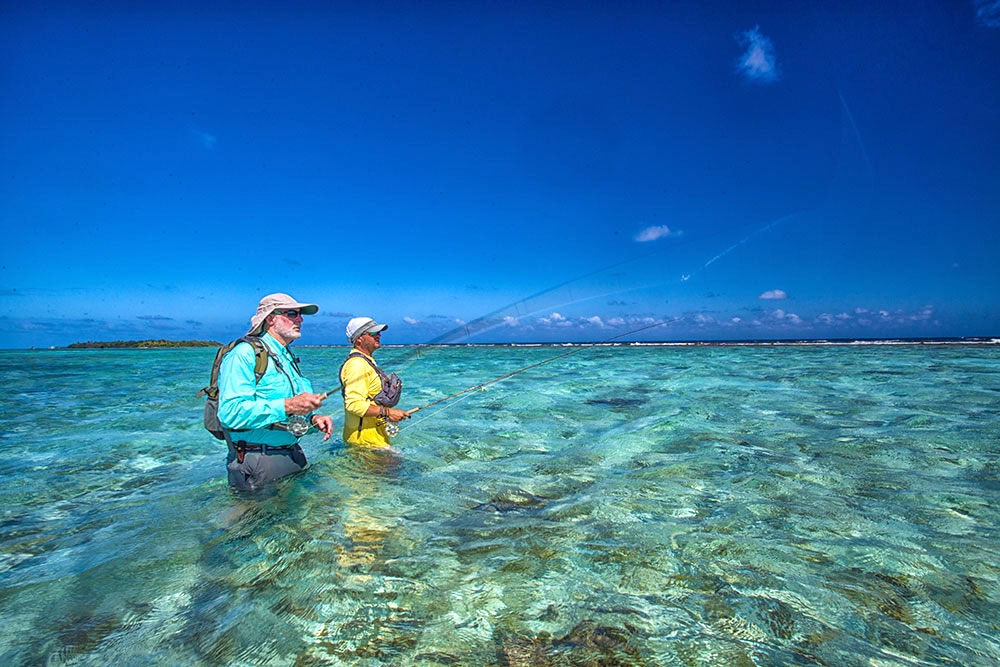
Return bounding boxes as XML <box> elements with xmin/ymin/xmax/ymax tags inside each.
<box><xmin>231</xmin><ymin>440</ymin><xmax>296</xmax><ymax>463</ymax></box>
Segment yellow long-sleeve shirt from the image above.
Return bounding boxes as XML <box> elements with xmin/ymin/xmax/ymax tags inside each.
<box><xmin>340</xmin><ymin>351</ymin><xmax>391</xmax><ymax>447</ymax></box>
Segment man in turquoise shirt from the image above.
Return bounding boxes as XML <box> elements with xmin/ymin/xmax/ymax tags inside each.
<box><xmin>218</xmin><ymin>293</ymin><xmax>333</xmax><ymax>490</ymax></box>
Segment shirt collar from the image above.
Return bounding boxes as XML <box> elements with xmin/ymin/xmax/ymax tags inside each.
<box><xmin>261</xmin><ymin>332</ymin><xmax>292</xmax><ymax>358</ymax></box>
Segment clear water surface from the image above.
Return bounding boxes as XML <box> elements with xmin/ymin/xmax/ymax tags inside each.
<box><xmin>1</xmin><ymin>343</ymin><xmax>998</xmax><ymax>666</ymax></box>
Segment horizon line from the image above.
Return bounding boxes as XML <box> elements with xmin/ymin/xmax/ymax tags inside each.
<box><xmin>8</xmin><ymin>335</ymin><xmax>1000</xmax><ymax>352</ymax></box>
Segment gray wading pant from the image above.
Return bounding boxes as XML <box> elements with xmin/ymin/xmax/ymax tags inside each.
<box><xmin>226</xmin><ymin>442</ymin><xmax>307</xmax><ymax>491</ymax></box>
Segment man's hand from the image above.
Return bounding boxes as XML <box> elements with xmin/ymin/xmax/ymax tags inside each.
<box><xmin>387</xmin><ymin>408</ymin><xmax>412</xmax><ymax>423</ymax></box>
<box><xmin>285</xmin><ymin>392</ymin><xmax>326</xmax><ymax>416</ymax></box>
<box><xmin>310</xmin><ymin>414</ymin><xmax>334</xmax><ymax>441</ymax></box>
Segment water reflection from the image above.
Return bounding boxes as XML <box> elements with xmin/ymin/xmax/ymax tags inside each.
<box><xmin>331</xmin><ymin>446</ymin><xmax>405</xmax><ymax>572</ymax></box>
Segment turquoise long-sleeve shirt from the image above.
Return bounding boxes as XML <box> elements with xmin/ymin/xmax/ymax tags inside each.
<box><xmin>217</xmin><ymin>333</ymin><xmax>314</xmax><ymax>446</ymax></box>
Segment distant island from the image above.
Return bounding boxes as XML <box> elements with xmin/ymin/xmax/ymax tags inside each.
<box><xmin>68</xmin><ymin>339</ymin><xmax>221</xmax><ymax>349</ymax></box>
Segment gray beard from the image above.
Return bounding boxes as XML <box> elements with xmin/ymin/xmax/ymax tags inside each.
<box><xmin>273</xmin><ymin>321</ymin><xmax>302</xmax><ymax>342</ymax></box>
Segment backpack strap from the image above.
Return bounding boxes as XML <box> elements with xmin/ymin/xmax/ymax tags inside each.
<box><xmin>244</xmin><ymin>336</ymin><xmax>270</xmax><ymax>381</ymax></box>
<box><xmin>197</xmin><ymin>336</ymin><xmax>269</xmax><ymax>399</ymax></box>
<box><xmin>338</xmin><ymin>351</ymin><xmax>381</xmax><ymax>397</ymax></box>
<box><xmin>257</xmin><ymin>337</ymin><xmax>306</xmax><ymax>394</ymax></box>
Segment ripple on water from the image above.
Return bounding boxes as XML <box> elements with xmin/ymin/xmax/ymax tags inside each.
<box><xmin>1</xmin><ymin>345</ymin><xmax>999</xmax><ymax>665</ymax></box>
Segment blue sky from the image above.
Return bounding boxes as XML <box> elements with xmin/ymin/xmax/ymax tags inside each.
<box><xmin>2</xmin><ymin>1</ymin><xmax>999</xmax><ymax>348</ymax></box>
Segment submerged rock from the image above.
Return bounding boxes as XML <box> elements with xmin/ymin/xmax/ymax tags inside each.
<box><xmin>473</xmin><ymin>488</ymin><xmax>548</xmax><ymax>513</ymax></box>
<box><xmin>497</xmin><ymin>620</ymin><xmax>643</xmax><ymax>665</ymax></box>
<box><xmin>585</xmin><ymin>397</ymin><xmax>647</xmax><ymax>408</ymax></box>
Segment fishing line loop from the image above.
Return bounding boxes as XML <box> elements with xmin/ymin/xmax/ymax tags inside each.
<box><xmin>406</xmin><ymin>318</ymin><xmax>674</xmax><ymax>418</ymax></box>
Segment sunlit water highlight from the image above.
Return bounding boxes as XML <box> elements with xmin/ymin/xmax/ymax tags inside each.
<box><xmin>1</xmin><ymin>344</ymin><xmax>998</xmax><ymax>666</ymax></box>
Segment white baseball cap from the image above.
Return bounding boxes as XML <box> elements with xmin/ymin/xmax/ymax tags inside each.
<box><xmin>346</xmin><ymin>316</ymin><xmax>388</xmax><ymax>344</ymax></box>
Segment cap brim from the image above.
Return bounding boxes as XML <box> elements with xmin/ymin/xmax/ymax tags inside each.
<box><xmin>247</xmin><ymin>302</ymin><xmax>319</xmax><ymax>336</ymax></box>
<box><xmin>278</xmin><ymin>301</ymin><xmax>318</xmax><ymax>315</ymax></box>
<box><xmin>350</xmin><ymin>321</ymin><xmax>388</xmax><ymax>343</ymax></box>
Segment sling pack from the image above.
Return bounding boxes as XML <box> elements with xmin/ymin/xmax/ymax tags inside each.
<box><xmin>197</xmin><ymin>336</ymin><xmax>270</xmax><ymax>440</ymax></box>
<box><xmin>339</xmin><ymin>352</ymin><xmax>402</xmax><ymax>407</ymax></box>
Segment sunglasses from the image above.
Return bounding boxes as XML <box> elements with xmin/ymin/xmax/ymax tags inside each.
<box><xmin>273</xmin><ymin>309</ymin><xmax>303</xmax><ymax>318</ymax></box>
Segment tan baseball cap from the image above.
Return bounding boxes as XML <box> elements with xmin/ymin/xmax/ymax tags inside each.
<box><xmin>247</xmin><ymin>293</ymin><xmax>319</xmax><ymax>335</ymax></box>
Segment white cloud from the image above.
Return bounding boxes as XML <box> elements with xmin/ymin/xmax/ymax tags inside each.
<box><xmin>635</xmin><ymin>225</ymin><xmax>680</xmax><ymax>242</ymax></box>
<box><xmin>975</xmin><ymin>0</ymin><xmax>1000</xmax><ymax>27</ymax></box>
<box><xmin>759</xmin><ymin>289</ymin><xmax>787</xmax><ymax>300</ymax></box>
<box><xmin>815</xmin><ymin>305</ymin><xmax>937</xmax><ymax>329</ymax></box>
<box><xmin>192</xmin><ymin>129</ymin><xmax>217</xmax><ymax>149</ymax></box>
<box><xmin>771</xmin><ymin>308</ymin><xmax>799</xmax><ymax>322</ymax></box>
<box><xmin>536</xmin><ymin>313</ymin><xmax>610</xmax><ymax>329</ymax></box>
<box><xmin>403</xmin><ymin>316</ymin><xmax>419</xmax><ymax>325</ymax></box>
<box><xmin>736</xmin><ymin>26</ymin><xmax>779</xmax><ymax>83</ymax></box>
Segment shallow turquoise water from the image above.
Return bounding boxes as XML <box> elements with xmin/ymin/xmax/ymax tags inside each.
<box><xmin>1</xmin><ymin>343</ymin><xmax>998</xmax><ymax>666</ymax></box>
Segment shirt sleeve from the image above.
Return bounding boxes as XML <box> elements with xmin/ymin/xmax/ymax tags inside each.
<box><xmin>217</xmin><ymin>342</ymin><xmax>288</xmax><ymax>429</ymax></box>
<box><xmin>341</xmin><ymin>356</ymin><xmax>374</xmax><ymax>418</ymax></box>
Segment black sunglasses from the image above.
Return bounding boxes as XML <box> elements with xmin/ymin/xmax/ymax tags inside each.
<box><xmin>274</xmin><ymin>309</ymin><xmax>303</xmax><ymax>318</ymax></box>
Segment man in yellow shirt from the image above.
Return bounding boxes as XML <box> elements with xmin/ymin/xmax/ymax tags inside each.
<box><xmin>340</xmin><ymin>317</ymin><xmax>411</xmax><ymax>447</ymax></box>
